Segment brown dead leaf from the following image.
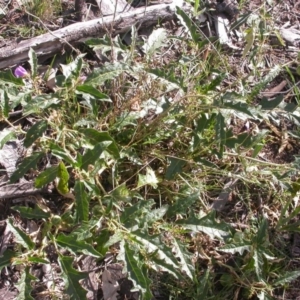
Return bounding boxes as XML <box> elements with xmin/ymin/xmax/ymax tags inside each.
<box><xmin>80</xmin><ymin>256</ymin><xmax>99</xmax><ymax>300</ymax></box>
<box><xmin>261</xmin><ymin>80</ymin><xmax>287</xmax><ymax>98</ymax></box>
<box><xmin>212</xmin><ymin>178</ymin><xmax>239</xmax><ymax>211</ymax></box>
<box><xmin>102</xmin><ymin>269</ymin><xmax>119</xmax><ymax>300</ymax></box>
<box><xmin>0</xmin><ymin>288</ymin><xmax>18</xmax><ymax>300</ymax></box>
<box><xmin>278</xmin><ymin>131</ymin><xmax>291</xmax><ymax>154</ymax></box>
<box><xmin>0</xmin><ymin>141</ymin><xmax>23</xmax><ymax>179</ymax></box>
<box><xmin>0</xmin><ymin>224</ymin><xmax>12</xmax><ymax>255</ymax></box>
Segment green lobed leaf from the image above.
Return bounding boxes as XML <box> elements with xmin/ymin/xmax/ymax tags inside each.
<box><xmin>24</xmin><ymin>120</ymin><xmax>48</xmax><ymax>148</ymax></box>
<box><xmin>121</xmin><ymin>241</ymin><xmax>153</xmax><ymax>300</ymax></box>
<box><xmin>279</xmin><ymin>222</ymin><xmax>300</xmax><ymax>232</ymax></box>
<box><xmin>195</xmin><ymin>113</ymin><xmax>216</xmax><ymax>135</ymax></box>
<box><xmin>56</xmin><ymin>233</ymin><xmax>102</xmax><ymax>257</ymax></box>
<box><xmin>222</xmin><ymin>100</ymin><xmax>255</xmax><ymax>118</ymax></box>
<box><xmin>57</xmin><ymin>161</ymin><xmax>69</xmax><ymax>195</ymax></box>
<box><xmin>284</xmin><ymin>102</ymin><xmax>297</xmax><ymax>113</ymax></box>
<box><xmin>0</xmin><ymin>69</ymin><xmax>24</xmax><ymax>85</ymax></box>
<box><xmin>85</xmin><ymin>37</ymin><xmax>111</xmax><ymax>47</ymax></box>
<box><xmin>58</xmin><ymin>255</ymin><xmax>88</xmax><ymax>299</ymax></box>
<box><xmin>218</xmin><ymin>243</ymin><xmax>252</xmax><ymax>255</ymax></box>
<box><xmin>27</xmin><ymin>257</ymin><xmax>49</xmax><ymax>264</ymax></box>
<box><xmin>4</xmin><ymin>88</ymin><xmax>29</xmax><ymax>109</ymax></box>
<box><xmin>11</xmin><ymin>205</ymin><xmax>51</xmax><ymax>219</ymax></box>
<box><xmin>273</xmin><ymin>271</ymin><xmax>300</xmax><ymax>286</ymax></box>
<box><xmin>282</xmin><ymin>204</ymin><xmax>300</xmax><ymax>225</ymax></box>
<box><xmin>10</xmin><ymin>152</ymin><xmax>44</xmax><ymax>183</ymax></box>
<box><xmin>82</xmin><ymin>180</ymin><xmax>101</xmax><ymax>196</ymax></box>
<box><xmin>250</xmin><ymin>65</ymin><xmax>281</xmax><ymax>98</ymax></box>
<box><xmin>0</xmin><ymin>129</ymin><xmax>16</xmax><ymax>149</ymax></box>
<box><xmin>257</xmin><ymin>291</ymin><xmax>273</xmax><ymax>300</ymax></box>
<box><xmin>15</xmin><ymin>266</ymin><xmax>36</xmax><ymax>300</ymax></box>
<box><xmin>132</xmin><ymin>230</ymin><xmax>180</xmax><ymax>273</ymax></box>
<box><xmin>143</xmin><ymin>28</ymin><xmax>167</xmax><ymax>58</ymax></box>
<box><xmin>205</xmin><ymin>73</ymin><xmax>226</xmax><ymax>92</ymax></box>
<box><xmin>103</xmin><ymin>197</ymin><xmax>113</xmax><ymax>214</ymax></box>
<box><xmin>121</xmin><ymin>200</ymin><xmax>155</xmax><ymax>229</ymax></box>
<box><xmin>242</xmin><ymin>27</ymin><xmax>255</xmax><ymax>58</ymax></box>
<box><xmin>176</xmin><ymin>211</ymin><xmax>233</xmax><ymax>240</ymax></box>
<box><xmin>3</xmin><ymin>90</ymin><xmax>9</xmax><ymax>118</ymax></box>
<box><xmin>61</xmin><ymin>211</ymin><xmax>76</xmax><ymax>229</ymax></box>
<box><xmin>85</xmin><ymin>34</ymin><xmax>127</xmax><ymax>53</ymax></box>
<box><xmin>171</xmin><ymin>237</ymin><xmax>194</xmax><ymax>280</ymax></box>
<box><xmin>165</xmin><ymin>156</ymin><xmax>186</xmax><ymax>180</ymax></box>
<box><xmin>85</xmin><ymin>62</ymin><xmax>128</xmax><ymax>86</ymax></box>
<box><xmin>215</xmin><ymin>113</ymin><xmax>225</xmax><ymax>158</ymax></box>
<box><xmin>176</xmin><ymin>6</ymin><xmax>202</xmax><ymax>43</ymax></box>
<box><xmin>80</xmin><ymin>96</ymin><xmax>101</xmax><ymax>117</ymax></box>
<box><xmin>72</xmin><ymin>219</ymin><xmax>98</xmax><ymax>241</ymax></box>
<box><xmin>225</xmin><ymin>129</ymin><xmax>268</xmax><ymax>151</ymax></box>
<box><xmin>88</xmin><ymin>157</ymin><xmax>106</xmax><ymax>177</ymax></box>
<box><xmin>150</xmin><ymin>254</ymin><xmax>182</xmax><ymax>278</ymax></box>
<box><xmin>223</xmin><ymin>129</ymin><xmax>242</xmax><ymax>149</ymax></box>
<box><xmin>137</xmin><ymin>167</ymin><xmax>159</xmax><ymax>189</ymax></box>
<box><xmin>260</xmin><ymin>94</ymin><xmax>284</xmax><ymax>110</ymax></box>
<box><xmin>194</xmin><ymin>0</ymin><xmax>200</xmax><ymax>12</ymax></box>
<box><xmin>7</xmin><ymin>218</ymin><xmax>34</xmax><ymax>250</ymax></box>
<box><xmin>252</xmin><ymin>249</ymin><xmax>263</xmax><ymax>281</ymax></box>
<box><xmin>110</xmin><ymin>183</ymin><xmax>132</xmax><ymax>202</ymax></box>
<box><xmin>104</xmin><ymin>232</ymin><xmax>124</xmax><ymax>248</ymax></box>
<box><xmin>49</xmin><ymin>143</ymin><xmax>77</xmax><ymax>166</ymax></box>
<box><xmin>256</xmin><ymin>218</ymin><xmax>268</xmax><ymax>246</ymax></box>
<box><xmin>35</xmin><ymin>165</ymin><xmax>59</xmax><ymax>188</ymax></box>
<box><xmin>80</xmin><ymin>129</ymin><xmax>120</xmax><ymax>159</ymax></box>
<box><xmin>23</xmin><ymin>94</ymin><xmax>60</xmax><ymax>116</ymax></box>
<box><xmin>74</xmin><ymin>180</ymin><xmax>89</xmax><ymax>222</ymax></box>
<box><xmin>61</xmin><ymin>55</ymin><xmax>84</xmax><ymax>80</ymax></box>
<box><xmin>76</xmin><ymin>152</ymin><xmax>83</xmax><ymax>168</ymax></box>
<box><xmin>28</xmin><ymin>48</ymin><xmax>38</xmax><ymax>79</ymax></box>
<box><xmin>146</xmin><ymin>68</ymin><xmax>184</xmax><ymax>91</ymax></box>
<box><xmin>198</xmin><ymin>269</ymin><xmax>210</xmax><ymax>298</ymax></box>
<box><xmin>276</xmin><ymin>197</ymin><xmax>300</xmax><ymax>229</ymax></box>
<box><xmin>76</xmin><ymin>85</ymin><xmax>112</xmax><ymax>101</ymax></box>
<box><xmin>0</xmin><ymin>249</ymin><xmax>16</xmax><ymax>271</ymax></box>
<box><xmin>230</xmin><ymin>12</ymin><xmax>252</xmax><ymax>31</ymax></box>
<box><xmin>81</xmin><ymin>142</ymin><xmax>110</xmax><ymax>171</ymax></box>
<box><xmin>193</xmin><ymin>157</ymin><xmax>218</xmax><ymax>168</ymax></box>
<box><xmin>144</xmin><ymin>205</ymin><xmax>168</xmax><ymax>224</ymax></box>
<box><xmin>167</xmin><ymin>192</ymin><xmax>199</xmax><ymax>218</ymax></box>
<box><xmin>95</xmin><ymin>229</ymin><xmax>110</xmax><ymax>256</ymax></box>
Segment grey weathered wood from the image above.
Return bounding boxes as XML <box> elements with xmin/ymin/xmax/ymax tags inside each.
<box><xmin>280</xmin><ymin>28</ymin><xmax>300</xmax><ymax>47</ymax></box>
<box><xmin>96</xmin><ymin>0</ymin><xmax>128</xmax><ymax>16</ymax></box>
<box><xmin>0</xmin><ymin>0</ymin><xmax>191</xmax><ymax>69</ymax></box>
<box><xmin>0</xmin><ymin>181</ymin><xmax>51</xmax><ymax>199</ymax></box>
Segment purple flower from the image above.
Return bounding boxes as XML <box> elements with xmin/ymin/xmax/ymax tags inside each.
<box><xmin>79</xmin><ymin>75</ymin><xmax>87</xmax><ymax>83</ymax></box>
<box><xmin>14</xmin><ymin>66</ymin><xmax>28</xmax><ymax>78</ymax></box>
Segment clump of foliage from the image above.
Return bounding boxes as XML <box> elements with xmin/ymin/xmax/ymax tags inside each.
<box><xmin>1</xmin><ymin>3</ymin><xmax>300</xmax><ymax>300</ymax></box>
<box><xmin>24</xmin><ymin>0</ymin><xmax>62</xmax><ymax>21</ymax></box>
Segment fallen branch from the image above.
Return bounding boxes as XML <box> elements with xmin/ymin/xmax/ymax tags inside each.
<box><xmin>280</xmin><ymin>27</ymin><xmax>300</xmax><ymax>47</ymax></box>
<box><xmin>0</xmin><ymin>181</ymin><xmax>52</xmax><ymax>199</ymax></box>
<box><xmin>0</xmin><ymin>0</ymin><xmax>191</xmax><ymax>69</ymax></box>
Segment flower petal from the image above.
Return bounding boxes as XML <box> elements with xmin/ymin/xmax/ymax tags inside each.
<box><xmin>14</xmin><ymin>66</ymin><xmax>28</xmax><ymax>78</ymax></box>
